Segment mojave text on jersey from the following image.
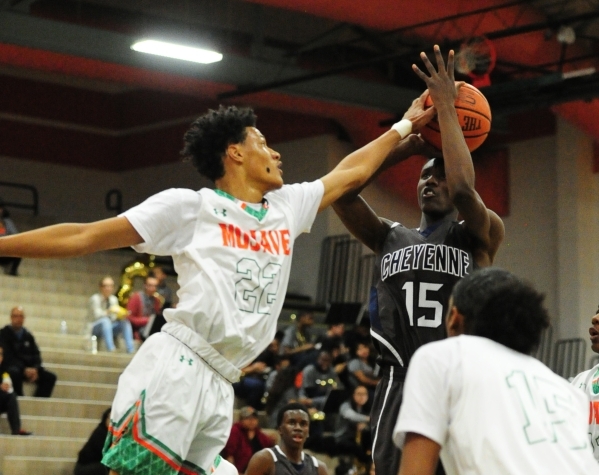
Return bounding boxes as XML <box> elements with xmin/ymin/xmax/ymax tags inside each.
<box><xmin>381</xmin><ymin>243</ymin><xmax>470</xmax><ymax>281</ymax></box>
<box><xmin>219</xmin><ymin>223</ymin><xmax>291</xmax><ymax>256</ymax></box>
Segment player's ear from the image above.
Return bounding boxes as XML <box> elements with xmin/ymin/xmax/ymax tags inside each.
<box><xmin>446</xmin><ymin>306</ymin><xmax>465</xmax><ymax>337</ymax></box>
<box><xmin>226</xmin><ymin>143</ymin><xmax>244</xmax><ymax>165</ymax></box>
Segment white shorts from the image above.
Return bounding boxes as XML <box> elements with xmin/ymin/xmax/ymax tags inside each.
<box><xmin>102</xmin><ymin>322</ymin><xmax>242</xmax><ymax>475</ymax></box>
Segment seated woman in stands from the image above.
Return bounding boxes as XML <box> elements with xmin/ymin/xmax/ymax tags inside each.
<box><xmin>333</xmin><ymin>385</ymin><xmax>372</xmax><ymax>466</ymax></box>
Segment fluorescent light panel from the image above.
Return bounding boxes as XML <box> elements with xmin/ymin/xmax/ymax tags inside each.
<box><xmin>131</xmin><ymin>40</ymin><xmax>222</xmax><ymax>64</ymax></box>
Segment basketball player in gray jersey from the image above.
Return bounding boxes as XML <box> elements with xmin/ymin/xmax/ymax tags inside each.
<box><xmin>245</xmin><ymin>403</ymin><xmax>327</xmax><ymax>475</ymax></box>
<box><xmin>332</xmin><ymin>46</ymin><xmax>504</xmax><ymax>475</ymax></box>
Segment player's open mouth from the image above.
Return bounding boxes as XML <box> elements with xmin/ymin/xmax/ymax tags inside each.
<box><xmin>590</xmin><ymin>327</ymin><xmax>599</xmax><ymax>338</ymax></box>
<box><xmin>292</xmin><ymin>433</ymin><xmax>304</xmax><ymax>442</ymax></box>
<box><xmin>423</xmin><ymin>188</ymin><xmax>435</xmax><ymax>198</ymax></box>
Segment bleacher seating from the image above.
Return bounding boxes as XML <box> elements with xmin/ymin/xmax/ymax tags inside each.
<box><xmin>0</xmin><ymin>249</ymin><xmax>138</xmax><ymax>475</ymax></box>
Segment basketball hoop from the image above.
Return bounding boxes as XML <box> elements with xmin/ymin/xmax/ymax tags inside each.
<box><xmin>454</xmin><ymin>36</ymin><xmax>496</xmax><ymax>88</ymax></box>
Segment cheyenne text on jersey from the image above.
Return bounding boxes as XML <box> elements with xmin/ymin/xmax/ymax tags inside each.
<box><xmin>381</xmin><ymin>243</ymin><xmax>470</xmax><ymax>281</ymax></box>
<box><xmin>219</xmin><ymin>224</ymin><xmax>291</xmax><ymax>255</ymax></box>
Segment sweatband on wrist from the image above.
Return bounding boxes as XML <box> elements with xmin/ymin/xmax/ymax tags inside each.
<box><xmin>390</xmin><ymin>119</ymin><xmax>412</xmax><ymax>140</ymax></box>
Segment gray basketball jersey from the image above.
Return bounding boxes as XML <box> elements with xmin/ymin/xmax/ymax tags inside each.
<box><xmin>266</xmin><ymin>446</ymin><xmax>319</xmax><ymax>475</ymax></box>
<box><xmin>370</xmin><ymin>219</ymin><xmax>477</xmax><ymax>369</ymax></box>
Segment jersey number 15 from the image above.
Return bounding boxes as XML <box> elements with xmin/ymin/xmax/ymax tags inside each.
<box><xmin>402</xmin><ymin>281</ymin><xmax>444</xmax><ymax>328</ymax></box>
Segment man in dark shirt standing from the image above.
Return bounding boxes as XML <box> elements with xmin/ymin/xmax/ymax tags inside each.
<box><xmin>0</xmin><ymin>306</ymin><xmax>57</xmax><ymax>397</ymax></box>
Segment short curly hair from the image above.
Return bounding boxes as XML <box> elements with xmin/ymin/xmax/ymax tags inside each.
<box><xmin>276</xmin><ymin>402</ymin><xmax>309</xmax><ymax>428</ymax></box>
<box><xmin>451</xmin><ymin>268</ymin><xmax>550</xmax><ymax>355</ymax></box>
<box><xmin>180</xmin><ymin>105</ymin><xmax>257</xmax><ymax>182</ymax></box>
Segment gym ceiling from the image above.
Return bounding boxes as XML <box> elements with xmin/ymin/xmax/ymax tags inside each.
<box><xmin>1</xmin><ymin>0</ymin><xmax>598</xmax><ymax>178</ymax></box>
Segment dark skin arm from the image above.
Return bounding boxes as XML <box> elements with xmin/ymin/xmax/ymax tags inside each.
<box><xmin>245</xmin><ymin>450</ymin><xmax>275</xmax><ymax>475</ymax></box>
<box><xmin>412</xmin><ymin>45</ymin><xmax>504</xmax><ymax>265</ymax></box>
<box><xmin>398</xmin><ymin>433</ymin><xmax>441</xmax><ymax>475</ymax></box>
<box><xmin>334</xmin><ymin>46</ymin><xmax>504</xmax><ymax>265</ymax></box>
<box><xmin>282</xmin><ymin>343</ymin><xmax>315</xmax><ymax>356</ymax></box>
<box><xmin>332</xmin><ymin>134</ymin><xmax>432</xmax><ymax>253</ymax></box>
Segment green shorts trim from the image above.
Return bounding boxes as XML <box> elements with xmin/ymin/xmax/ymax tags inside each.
<box><xmin>102</xmin><ymin>390</ymin><xmax>206</xmax><ymax>475</ymax></box>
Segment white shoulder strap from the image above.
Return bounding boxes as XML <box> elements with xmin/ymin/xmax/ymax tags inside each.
<box><xmin>266</xmin><ymin>447</ymin><xmax>278</xmax><ymax>462</ymax></box>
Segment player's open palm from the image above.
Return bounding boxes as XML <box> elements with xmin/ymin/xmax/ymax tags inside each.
<box><xmin>412</xmin><ymin>45</ymin><xmax>463</xmax><ymax>107</ymax></box>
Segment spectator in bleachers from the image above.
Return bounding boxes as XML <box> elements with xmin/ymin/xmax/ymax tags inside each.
<box><xmin>264</xmin><ymin>354</ymin><xmax>300</xmax><ymax>428</ymax></box>
<box><xmin>0</xmin><ymin>306</ymin><xmax>56</xmax><ymax>397</ymax></box>
<box><xmin>315</xmin><ymin>322</ymin><xmax>351</xmax><ymax>390</ymax></box>
<box><xmin>126</xmin><ymin>275</ymin><xmax>161</xmax><ymax>340</ymax></box>
<box><xmin>221</xmin><ymin>406</ymin><xmax>275</xmax><ymax>473</ymax></box>
<box><xmin>334</xmin><ymin>385</ymin><xmax>372</xmax><ymax>465</ymax></box>
<box><xmin>235</xmin><ymin>334</ymin><xmax>282</xmax><ymax>410</ymax></box>
<box><xmin>300</xmin><ymin>351</ymin><xmax>343</xmax><ymax>454</ymax></box>
<box><xmin>344</xmin><ymin>315</ymin><xmax>371</xmax><ymax>355</ymax></box>
<box><xmin>74</xmin><ymin>407</ymin><xmax>110</xmax><ymax>475</ymax></box>
<box><xmin>0</xmin><ymin>344</ymin><xmax>31</xmax><ymax>435</ymax></box>
<box><xmin>145</xmin><ymin>266</ymin><xmax>174</xmax><ymax>337</ymax></box>
<box><xmin>0</xmin><ymin>198</ymin><xmax>21</xmax><ymax>276</ymax></box>
<box><xmin>316</xmin><ymin>322</ymin><xmax>350</xmax><ymax>371</ymax></box>
<box><xmin>281</xmin><ymin>310</ymin><xmax>318</xmax><ymax>369</ymax></box>
<box><xmin>347</xmin><ymin>342</ymin><xmax>379</xmax><ymax>394</ymax></box>
<box><xmin>152</xmin><ymin>266</ymin><xmax>175</xmax><ymax>310</ymax></box>
<box><xmin>88</xmin><ymin>276</ymin><xmax>135</xmax><ymax>354</ymax></box>
<box><xmin>299</xmin><ymin>351</ymin><xmax>343</xmax><ymax>412</ymax></box>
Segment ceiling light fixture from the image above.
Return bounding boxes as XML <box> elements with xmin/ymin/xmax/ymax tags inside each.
<box><xmin>131</xmin><ymin>40</ymin><xmax>223</xmax><ymax>64</ymax></box>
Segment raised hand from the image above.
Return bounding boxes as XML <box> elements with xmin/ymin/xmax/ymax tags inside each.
<box><xmin>401</xmin><ymin>89</ymin><xmax>437</xmax><ymax>131</ymax></box>
<box><xmin>412</xmin><ymin>45</ymin><xmax>464</xmax><ymax>110</ymax></box>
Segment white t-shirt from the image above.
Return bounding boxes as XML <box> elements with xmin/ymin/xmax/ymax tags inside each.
<box><xmin>572</xmin><ymin>364</ymin><xmax>599</xmax><ymax>462</ymax></box>
<box><xmin>393</xmin><ymin>335</ymin><xmax>599</xmax><ymax>475</ymax></box>
<box><xmin>121</xmin><ymin>182</ymin><xmax>323</xmax><ymax>368</ymax></box>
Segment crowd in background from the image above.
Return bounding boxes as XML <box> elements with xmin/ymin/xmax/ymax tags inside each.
<box><xmin>228</xmin><ymin>309</ymin><xmax>378</xmax><ymax>474</ymax></box>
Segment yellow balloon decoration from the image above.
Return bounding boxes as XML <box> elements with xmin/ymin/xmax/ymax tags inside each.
<box><xmin>117</xmin><ymin>255</ymin><xmax>157</xmax><ymax>307</ymax></box>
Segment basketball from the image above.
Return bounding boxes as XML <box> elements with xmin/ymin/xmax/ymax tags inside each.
<box><xmin>419</xmin><ymin>83</ymin><xmax>491</xmax><ymax>152</ymax></box>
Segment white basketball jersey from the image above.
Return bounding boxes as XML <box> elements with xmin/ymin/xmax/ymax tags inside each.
<box><xmin>394</xmin><ymin>336</ymin><xmax>599</xmax><ymax>475</ymax></box>
<box><xmin>445</xmin><ymin>337</ymin><xmax>597</xmax><ymax>474</ymax></box>
<box><xmin>123</xmin><ymin>182</ymin><xmax>323</xmax><ymax>368</ymax></box>
<box><xmin>571</xmin><ymin>364</ymin><xmax>599</xmax><ymax>462</ymax></box>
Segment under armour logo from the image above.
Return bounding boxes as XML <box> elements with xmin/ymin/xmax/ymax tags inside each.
<box><xmin>214</xmin><ymin>208</ymin><xmax>227</xmax><ymax>217</ymax></box>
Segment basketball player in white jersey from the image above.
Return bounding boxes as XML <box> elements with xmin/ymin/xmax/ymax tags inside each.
<box><xmin>571</xmin><ymin>308</ymin><xmax>599</xmax><ymax>462</ymax></box>
<box><xmin>394</xmin><ymin>268</ymin><xmax>599</xmax><ymax>475</ymax></box>
<box><xmin>0</xmin><ymin>97</ymin><xmax>434</xmax><ymax>474</ymax></box>
<box><xmin>245</xmin><ymin>402</ymin><xmax>327</xmax><ymax>475</ymax></box>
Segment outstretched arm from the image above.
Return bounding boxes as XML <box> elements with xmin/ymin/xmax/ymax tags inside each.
<box><xmin>412</xmin><ymin>45</ymin><xmax>504</xmax><ymax>265</ymax></box>
<box><xmin>332</xmin><ymin>134</ymin><xmax>436</xmax><ymax>252</ymax></box>
<box><xmin>0</xmin><ymin>216</ymin><xmax>143</xmax><ymax>259</ymax></box>
<box><xmin>318</xmin><ymin>91</ymin><xmax>436</xmax><ymax>213</ymax></box>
